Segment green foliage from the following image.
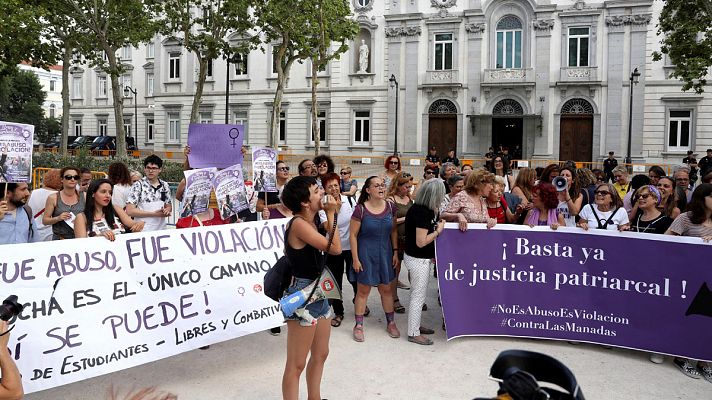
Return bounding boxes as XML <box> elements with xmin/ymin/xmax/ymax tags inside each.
<box><xmin>32</xmin><ymin>151</ymin><xmax>186</xmax><ymax>182</ymax></box>
<box><xmin>653</xmin><ymin>0</ymin><xmax>712</xmax><ymax>93</ymax></box>
<box><xmin>0</xmin><ymin>66</ymin><xmax>46</xmax><ymax>130</ymax></box>
<box><xmin>0</xmin><ymin>0</ymin><xmax>58</xmax><ymax>74</ymax></box>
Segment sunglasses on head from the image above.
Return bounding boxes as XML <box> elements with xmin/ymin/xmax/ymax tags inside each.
<box><xmin>64</xmin><ymin>175</ymin><xmax>81</xmax><ymax>181</ymax></box>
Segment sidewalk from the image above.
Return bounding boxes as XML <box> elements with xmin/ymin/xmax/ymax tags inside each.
<box><xmin>25</xmin><ymin>274</ymin><xmax>710</xmax><ymax>399</ymax></box>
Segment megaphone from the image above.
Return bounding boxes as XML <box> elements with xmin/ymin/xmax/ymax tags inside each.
<box><xmin>552</xmin><ymin>176</ymin><xmax>568</xmax><ymax>192</ymax></box>
<box><xmin>279</xmin><ymin>268</ymin><xmax>342</xmax><ymax>318</ymax></box>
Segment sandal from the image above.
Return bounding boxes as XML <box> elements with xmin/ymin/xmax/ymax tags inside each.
<box><xmin>394</xmin><ymin>300</ymin><xmax>406</xmax><ymax>314</ymax></box>
<box><xmin>364</xmin><ymin>305</ymin><xmax>371</xmax><ymax>317</ymax></box>
<box><xmin>331</xmin><ymin>315</ymin><xmax>344</xmax><ymax>328</ymax></box>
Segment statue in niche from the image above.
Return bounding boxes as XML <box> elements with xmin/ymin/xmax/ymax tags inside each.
<box><xmin>358</xmin><ymin>40</ymin><xmax>369</xmax><ymax>73</ymax></box>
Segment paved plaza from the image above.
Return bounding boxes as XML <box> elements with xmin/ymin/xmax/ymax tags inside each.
<box><xmin>24</xmin><ymin>273</ymin><xmax>710</xmax><ymax>400</ymax></box>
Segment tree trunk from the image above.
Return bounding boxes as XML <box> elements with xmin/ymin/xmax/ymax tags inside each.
<box><xmin>269</xmin><ymin>77</ymin><xmax>284</xmax><ymax>148</ymax></box>
<box><xmin>60</xmin><ymin>42</ymin><xmax>72</xmax><ymax>156</ymax></box>
<box><xmin>191</xmin><ymin>56</ymin><xmax>208</xmax><ymax>123</ymax></box>
<box><xmin>106</xmin><ymin>49</ymin><xmax>127</xmax><ymax>158</ymax></box>
<box><xmin>311</xmin><ymin>57</ymin><xmax>320</xmax><ymax>156</ymax></box>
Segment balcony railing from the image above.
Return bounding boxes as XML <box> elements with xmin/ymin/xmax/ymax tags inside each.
<box><xmin>423</xmin><ymin>69</ymin><xmax>461</xmax><ymax>86</ymax></box>
<box><xmin>482</xmin><ymin>68</ymin><xmax>535</xmax><ymax>85</ymax></box>
<box><xmin>559</xmin><ymin>67</ymin><xmax>599</xmax><ymax>83</ymax></box>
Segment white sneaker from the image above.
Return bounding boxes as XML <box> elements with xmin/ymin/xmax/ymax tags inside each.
<box><xmin>649</xmin><ymin>353</ymin><xmax>664</xmax><ymax>364</ymax></box>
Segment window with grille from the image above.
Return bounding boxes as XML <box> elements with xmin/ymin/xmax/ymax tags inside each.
<box><xmin>496</xmin><ymin>16</ymin><xmax>523</xmax><ymax>69</ymax></box>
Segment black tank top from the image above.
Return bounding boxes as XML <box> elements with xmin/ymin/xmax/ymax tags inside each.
<box><xmin>285</xmin><ymin>216</ymin><xmax>323</xmax><ymax>280</ymax></box>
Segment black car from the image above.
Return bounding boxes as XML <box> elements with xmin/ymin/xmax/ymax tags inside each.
<box><xmin>90</xmin><ymin>136</ymin><xmax>116</xmax><ymax>150</ymax></box>
<box><xmin>68</xmin><ymin>136</ymin><xmax>96</xmax><ymax>149</ymax></box>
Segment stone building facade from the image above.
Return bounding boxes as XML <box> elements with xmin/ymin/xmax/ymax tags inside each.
<box><xmin>67</xmin><ymin>0</ymin><xmax>711</xmax><ymax>164</ymax></box>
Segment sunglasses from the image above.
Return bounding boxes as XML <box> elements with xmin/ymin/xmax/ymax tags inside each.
<box><xmin>340</xmin><ymin>171</ymin><xmax>349</xmax><ymax>175</ymax></box>
<box><xmin>425</xmin><ymin>171</ymin><xmax>435</xmax><ymax>175</ymax></box>
<box><xmin>594</xmin><ymin>191</ymin><xmax>611</xmax><ymax>196</ymax></box>
<box><xmin>278</xmin><ymin>167</ymin><xmax>290</xmax><ymax>172</ymax></box>
<box><xmin>638</xmin><ymin>194</ymin><xmax>653</xmax><ymax>200</ymax></box>
<box><xmin>390</xmin><ymin>161</ymin><xmax>399</xmax><ymax>165</ymax></box>
<box><xmin>64</xmin><ymin>175</ymin><xmax>81</xmax><ymax>181</ymax></box>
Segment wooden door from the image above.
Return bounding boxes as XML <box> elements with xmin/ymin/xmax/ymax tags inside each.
<box><xmin>559</xmin><ymin>115</ymin><xmax>593</xmax><ymax>162</ymax></box>
<box><xmin>428</xmin><ymin>115</ymin><xmax>457</xmax><ymax>156</ymax></box>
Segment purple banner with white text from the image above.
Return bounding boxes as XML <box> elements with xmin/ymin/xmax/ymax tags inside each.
<box><xmin>436</xmin><ymin>225</ymin><xmax>712</xmax><ymax>361</ymax></box>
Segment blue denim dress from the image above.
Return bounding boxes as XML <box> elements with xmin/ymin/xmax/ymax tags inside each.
<box><xmin>351</xmin><ymin>203</ymin><xmax>396</xmax><ymax>286</ymax></box>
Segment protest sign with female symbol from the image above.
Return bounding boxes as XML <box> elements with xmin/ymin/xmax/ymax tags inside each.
<box><xmin>181</xmin><ymin>168</ymin><xmax>217</xmax><ymax>218</ymax></box>
<box><xmin>212</xmin><ymin>164</ymin><xmax>249</xmax><ymax>220</ymax></box>
<box><xmin>251</xmin><ymin>147</ymin><xmax>278</xmax><ymax>192</ymax></box>
<box><xmin>0</xmin><ymin>121</ymin><xmax>34</xmax><ymax>183</ymax></box>
<box><xmin>187</xmin><ymin>123</ymin><xmax>244</xmax><ymax>168</ymax></box>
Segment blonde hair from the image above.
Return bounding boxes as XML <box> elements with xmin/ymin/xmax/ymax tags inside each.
<box><xmin>464</xmin><ymin>170</ymin><xmax>495</xmax><ymax>195</ymax></box>
<box><xmin>387</xmin><ymin>171</ymin><xmax>413</xmax><ymax>197</ymax></box>
<box><xmin>513</xmin><ymin>168</ymin><xmax>536</xmax><ymax>200</ymax></box>
<box><xmin>340</xmin><ymin>166</ymin><xmax>352</xmax><ymax>174</ymax></box>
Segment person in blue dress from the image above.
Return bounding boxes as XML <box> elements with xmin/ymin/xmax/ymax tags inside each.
<box><xmin>349</xmin><ymin>176</ymin><xmax>400</xmax><ymax>342</ymax></box>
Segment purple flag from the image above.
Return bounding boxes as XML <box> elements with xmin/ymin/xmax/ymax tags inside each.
<box><xmin>187</xmin><ymin>123</ymin><xmax>244</xmax><ymax>168</ymax></box>
<box><xmin>436</xmin><ymin>225</ymin><xmax>712</xmax><ymax>361</ymax></box>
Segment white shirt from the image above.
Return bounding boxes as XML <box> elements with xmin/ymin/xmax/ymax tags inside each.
<box><xmin>112</xmin><ymin>184</ymin><xmax>132</xmax><ymax>208</ymax></box>
<box><xmin>319</xmin><ymin>194</ymin><xmax>354</xmax><ymax>251</ymax></box>
<box><xmin>27</xmin><ymin>188</ymin><xmax>56</xmax><ymax>241</ymax></box>
<box><xmin>579</xmin><ymin>204</ymin><xmax>629</xmax><ymax>230</ymax></box>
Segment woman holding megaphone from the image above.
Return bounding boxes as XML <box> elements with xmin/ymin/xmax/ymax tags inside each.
<box><xmin>555</xmin><ymin>167</ymin><xmax>584</xmax><ymax>227</ymax></box>
<box><xmin>280</xmin><ymin>176</ymin><xmax>341</xmax><ymax>400</ymax></box>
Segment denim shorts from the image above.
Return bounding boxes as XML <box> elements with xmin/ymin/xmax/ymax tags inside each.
<box><xmin>283</xmin><ymin>277</ymin><xmax>333</xmax><ymax>326</ymax></box>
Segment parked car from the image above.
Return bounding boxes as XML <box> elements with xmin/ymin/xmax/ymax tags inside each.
<box><xmin>68</xmin><ymin>136</ymin><xmax>96</xmax><ymax>149</ymax></box>
<box><xmin>43</xmin><ymin>140</ymin><xmax>60</xmax><ymax>149</ymax></box>
<box><xmin>90</xmin><ymin>136</ymin><xmax>116</xmax><ymax>150</ymax></box>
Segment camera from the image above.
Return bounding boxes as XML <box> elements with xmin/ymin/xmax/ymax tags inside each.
<box><xmin>552</xmin><ymin>176</ymin><xmax>568</xmax><ymax>192</ymax></box>
<box><xmin>0</xmin><ymin>295</ymin><xmax>24</xmax><ymax>321</ymax></box>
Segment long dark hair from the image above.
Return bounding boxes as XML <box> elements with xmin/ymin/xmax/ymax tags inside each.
<box><xmin>687</xmin><ymin>183</ymin><xmax>712</xmax><ymax>224</ymax></box>
<box><xmin>357</xmin><ymin>176</ymin><xmax>379</xmax><ymax>205</ymax></box>
<box><xmin>560</xmin><ymin>166</ymin><xmax>581</xmax><ymax>201</ymax></box>
<box><xmin>84</xmin><ymin>179</ymin><xmax>117</xmax><ymax>233</ymax></box>
<box><xmin>489</xmin><ymin>154</ymin><xmax>509</xmax><ymax>176</ymax></box>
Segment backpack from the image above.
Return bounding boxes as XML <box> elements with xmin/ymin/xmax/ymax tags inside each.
<box><xmin>22</xmin><ymin>204</ymin><xmax>34</xmax><ymax>241</ymax></box>
<box><xmin>263</xmin><ymin>218</ymin><xmax>297</xmax><ymax>302</ymax></box>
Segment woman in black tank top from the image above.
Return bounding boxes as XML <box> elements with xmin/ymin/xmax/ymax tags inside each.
<box><xmin>280</xmin><ymin>176</ymin><xmax>341</xmax><ymax>400</ymax></box>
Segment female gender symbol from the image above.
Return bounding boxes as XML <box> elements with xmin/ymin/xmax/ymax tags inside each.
<box><xmin>228</xmin><ymin>128</ymin><xmax>240</xmax><ymax>148</ymax></box>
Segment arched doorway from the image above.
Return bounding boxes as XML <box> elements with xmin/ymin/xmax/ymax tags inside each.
<box><xmin>428</xmin><ymin>99</ymin><xmax>457</xmax><ymax>156</ymax></box>
<box><xmin>559</xmin><ymin>99</ymin><xmax>594</xmax><ymax>162</ymax></box>
<box><xmin>492</xmin><ymin>99</ymin><xmax>524</xmax><ymax>155</ymax></box>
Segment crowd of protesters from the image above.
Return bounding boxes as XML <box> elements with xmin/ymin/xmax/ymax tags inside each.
<box><xmin>2</xmin><ymin>147</ymin><xmax>712</xmax><ymax>396</ymax></box>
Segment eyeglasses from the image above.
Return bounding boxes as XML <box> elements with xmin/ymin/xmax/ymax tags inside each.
<box><xmin>402</xmin><ymin>172</ymin><xmax>412</xmax><ymax>178</ymax></box>
<box><xmin>278</xmin><ymin>167</ymin><xmax>290</xmax><ymax>172</ymax></box>
<box><xmin>145</xmin><ymin>166</ymin><xmax>160</xmax><ymax>171</ymax></box>
<box><xmin>595</xmin><ymin>191</ymin><xmax>611</xmax><ymax>196</ymax></box>
<box><xmin>639</xmin><ymin>194</ymin><xmax>653</xmax><ymax>200</ymax></box>
<box><xmin>64</xmin><ymin>175</ymin><xmax>81</xmax><ymax>181</ymax></box>
<box><xmin>425</xmin><ymin>171</ymin><xmax>435</xmax><ymax>175</ymax></box>
<box><xmin>340</xmin><ymin>171</ymin><xmax>349</xmax><ymax>175</ymax></box>
<box><xmin>370</xmin><ymin>183</ymin><xmax>386</xmax><ymax>189</ymax></box>
<box><xmin>390</xmin><ymin>161</ymin><xmax>399</xmax><ymax>165</ymax></box>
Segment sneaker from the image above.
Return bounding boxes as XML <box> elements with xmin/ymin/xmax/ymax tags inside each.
<box><xmin>674</xmin><ymin>358</ymin><xmax>701</xmax><ymax>379</ymax></box>
<box><xmin>269</xmin><ymin>327</ymin><xmax>281</xmax><ymax>336</ymax></box>
<box><xmin>352</xmin><ymin>325</ymin><xmax>364</xmax><ymax>342</ymax></box>
<box><xmin>699</xmin><ymin>363</ymin><xmax>712</xmax><ymax>384</ymax></box>
<box><xmin>386</xmin><ymin>322</ymin><xmax>401</xmax><ymax>338</ymax></box>
<box><xmin>649</xmin><ymin>353</ymin><xmax>664</xmax><ymax>364</ymax></box>
<box><xmin>407</xmin><ymin>335</ymin><xmax>433</xmax><ymax>346</ymax></box>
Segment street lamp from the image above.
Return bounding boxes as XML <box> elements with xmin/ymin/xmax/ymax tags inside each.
<box><xmin>123</xmin><ymin>85</ymin><xmax>137</xmax><ymax>141</ymax></box>
<box><xmin>225</xmin><ymin>51</ymin><xmax>242</xmax><ymax>124</ymax></box>
<box><xmin>389</xmin><ymin>74</ymin><xmax>399</xmax><ymax>156</ymax></box>
<box><xmin>625</xmin><ymin>67</ymin><xmax>641</xmax><ymax>166</ymax></box>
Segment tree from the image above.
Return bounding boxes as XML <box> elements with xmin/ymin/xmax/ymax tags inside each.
<box><xmin>160</xmin><ymin>0</ymin><xmax>257</xmax><ymax>123</ymax></box>
<box><xmin>653</xmin><ymin>0</ymin><xmax>712</xmax><ymax>93</ymax></box>
<box><xmin>50</xmin><ymin>0</ymin><xmax>162</xmax><ymax>158</ymax></box>
<box><xmin>302</xmin><ymin>0</ymin><xmax>357</xmax><ymax>155</ymax></box>
<box><xmin>0</xmin><ymin>66</ymin><xmax>46</xmax><ymax>129</ymax></box>
<box><xmin>253</xmin><ymin>0</ymin><xmax>314</xmax><ymax>147</ymax></box>
<box><xmin>0</xmin><ymin>0</ymin><xmax>57</xmax><ymax>75</ymax></box>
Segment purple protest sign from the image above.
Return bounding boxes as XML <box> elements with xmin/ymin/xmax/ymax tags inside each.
<box><xmin>252</xmin><ymin>147</ymin><xmax>277</xmax><ymax>192</ymax></box>
<box><xmin>187</xmin><ymin>123</ymin><xmax>244</xmax><ymax>168</ymax></box>
<box><xmin>212</xmin><ymin>164</ymin><xmax>249</xmax><ymax>220</ymax></box>
<box><xmin>436</xmin><ymin>225</ymin><xmax>712</xmax><ymax>361</ymax></box>
<box><xmin>0</xmin><ymin>120</ymin><xmax>34</xmax><ymax>183</ymax></box>
<box><xmin>180</xmin><ymin>168</ymin><xmax>216</xmax><ymax>218</ymax></box>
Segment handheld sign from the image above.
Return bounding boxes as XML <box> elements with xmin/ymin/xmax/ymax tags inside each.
<box><xmin>181</xmin><ymin>168</ymin><xmax>217</xmax><ymax>218</ymax></box>
<box><xmin>251</xmin><ymin>147</ymin><xmax>278</xmax><ymax>193</ymax></box>
<box><xmin>0</xmin><ymin>121</ymin><xmax>34</xmax><ymax>183</ymax></box>
<box><xmin>212</xmin><ymin>164</ymin><xmax>249</xmax><ymax>220</ymax></box>
<box><xmin>187</xmin><ymin>123</ymin><xmax>244</xmax><ymax>168</ymax></box>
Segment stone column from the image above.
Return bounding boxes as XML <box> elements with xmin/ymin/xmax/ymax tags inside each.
<box><xmin>604</xmin><ymin>15</ymin><xmax>627</xmax><ymax>157</ymax></box>
<box><xmin>404</xmin><ymin>29</ymin><xmax>421</xmax><ymax>153</ymax></box>
<box><xmin>533</xmin><ymin>18</ymin><xmax>554</xmax><ymax>159</ymax></box>
<box><xmin>629</xmin><ymin>14</ymin><xmax>652</xmax><ymax>162</ymax></box>
<box><xmin>465</xmin><ymin>20</ymin><xmax>485</xmax><ymax>156</ymax></box>
<box><xmin>385</xmin><ymin>26</ymin><xmax>403</xmax><ymax>154</ymax></box>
